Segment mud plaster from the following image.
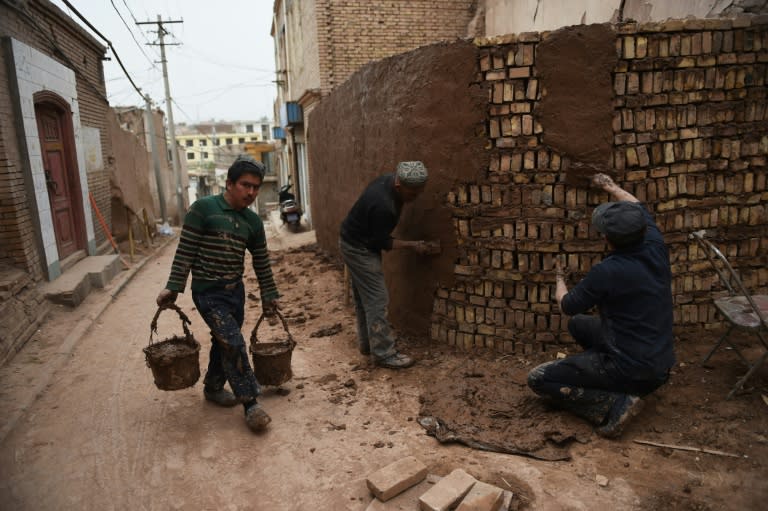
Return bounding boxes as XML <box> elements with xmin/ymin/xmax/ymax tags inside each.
<box><xmin>308</xmin><ymin>40</ymin><xmax>488</xmax><ymax>336</ymax></box>
<box><xmin>536</xmin><ymin>24</ymin><xmax>617</xmax><ymax>182</ymax></box>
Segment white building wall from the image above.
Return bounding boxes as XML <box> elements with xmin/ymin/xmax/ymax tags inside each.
<box><xmin>484</xmin><ymin>0</ymin><xmax>763</xmax><ymax>36</ymax></box>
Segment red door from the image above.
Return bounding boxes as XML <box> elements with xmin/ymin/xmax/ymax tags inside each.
<box><xmin>35</xmin><ymin>104</ymin><xmax>81</xmax><ymax>260</ymax></box>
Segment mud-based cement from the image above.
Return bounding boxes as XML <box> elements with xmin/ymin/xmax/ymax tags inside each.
<box><xmin>309</xmin><ymin>40</ymin><xmax>488</xmax><ymax>336</ymax></box>
<box><xmin>536</xmin><ymin>23</ymin><xmax>618</xmax><ymax>180</ymax></box>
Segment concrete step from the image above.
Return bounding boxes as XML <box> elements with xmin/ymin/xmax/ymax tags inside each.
<box><xmin>41</xmin><ymin>255</ymin><xmax>123</xmax><ymax>307</ymax></box>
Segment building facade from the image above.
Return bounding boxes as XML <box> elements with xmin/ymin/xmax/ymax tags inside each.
<box><xmin>270</xmin><ymin>0</ymin><xmax>480</xmax><ymax>226</ymax></box>
<box><xmin>0</xmin><ymin>0</ymin><xmax>116</xmax><ymax>364</ymax></box>
<box><xmin>176</xmin><ymin>120</ymin><xmax>277</xmax><ymax>215</ymax></box>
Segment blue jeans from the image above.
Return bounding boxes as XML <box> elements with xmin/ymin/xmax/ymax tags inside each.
<box><xmin>339</xmin><ymin>238</ymin><xmax>397</xmax><ymax>360</ymax></box>
<box><xmin>192</xmin><ymin>281</ymin><xmax>260</xmax><ymax>402</ymax></box>
<box><xmin>527</xmin><ymin>315</ymin><xmax>668</xmax><ymax>424</ymax></box>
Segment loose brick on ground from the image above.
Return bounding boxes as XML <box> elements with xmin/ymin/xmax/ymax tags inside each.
<box><xmin>419</xmin><ymin>468</ymin><xmax>477</xmax><ymax>511</ymax></box>
<box><xmin>455</xmin><ymin>481</ymin><xmax>505</xmax><ymax>511</ymax></box>
<box><xmin>366</xmin><ymin>456</ymin><xmax>428</xmax><ymax>502</ymax></box>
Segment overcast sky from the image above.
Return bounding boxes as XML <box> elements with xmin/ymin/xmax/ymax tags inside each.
<box><xmin>51</xmin><ymin>0</ymin><xmax>277</xmax><ymax>124</ymax></box>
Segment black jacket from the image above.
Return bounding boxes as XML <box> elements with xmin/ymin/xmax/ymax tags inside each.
<box><xmin>340</xmin><ymin>174</ymin><xmax>402</xmax><ymax>253</ymax></box>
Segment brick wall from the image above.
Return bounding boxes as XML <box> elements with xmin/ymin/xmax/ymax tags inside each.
<box><xmin>309</xmin><ymin>17</ymin><xmax>768</xmax><ymax>354</ymax></box>
<box><xmin>0</xmin><ymin>0</ymin><xmax>112</xmax><ymax>279</ymax></box>
<box><xmin>314</xmin><ymin>0</ymin><xmax>476</xmax><ymax>94</ymax></box>
<box><xmin>429</xmin><ymin>18</ymin><xmax>768</xmax><ymax>353</ymax></box>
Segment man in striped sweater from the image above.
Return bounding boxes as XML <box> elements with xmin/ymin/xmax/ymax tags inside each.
<box><xmin>157</xmin><ymin>154</ymin><xmax>280</xmax><ymax>433</ymax></box>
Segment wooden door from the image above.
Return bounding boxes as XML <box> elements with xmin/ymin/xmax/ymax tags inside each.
<box><xmin>35</xmin><ymin>104</ymin><xmax>81</xmax><ymax>260</ymax></box>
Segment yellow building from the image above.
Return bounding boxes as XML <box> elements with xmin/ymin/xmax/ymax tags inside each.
<box><xmin>176</xmin><ymin>120</ymin><xmax>272</xmax><ymax>168</ymax></box>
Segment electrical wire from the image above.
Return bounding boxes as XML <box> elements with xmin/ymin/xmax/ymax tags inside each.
<box><xmin>60</xmin><ymin>0</ymin><xmax>146</xmax><ymax>102</ymax></box>
<box><xmin>108</xmin><ymin>0</ymin><xmax>158</xmax><ymax>70</ymax></box>
<box><xmin>0</xmin><ymin>0</ymin><xmax>110</xmax><ymax>104</ymax></box>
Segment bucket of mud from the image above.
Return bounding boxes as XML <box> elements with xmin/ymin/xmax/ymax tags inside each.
<box><xmin>143</xmin><ymin>304</ymin><xmax>201</xmax><ymax>391</ymax></box>
<box><xmin>249</xmin><ymin>310</ymin><xmax>296</xmax><ymax>386</ymax></box>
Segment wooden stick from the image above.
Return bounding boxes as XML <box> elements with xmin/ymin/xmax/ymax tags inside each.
<box><xmin>126</xmin><ymin>207</ymin><xmax>134</xmax><ymax>263</ymax></box>
<box><xmin>142</xmin><ymin>208</ymin><xmax>153</xmax><ymax>246</ymax></box>
<box><xmin>633</xmin><ymin>439</ymin><xmax>746</xmax><ymax>459</ymax></box>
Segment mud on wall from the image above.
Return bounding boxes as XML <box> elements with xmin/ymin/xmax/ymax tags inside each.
<box><xmin>106</xmin><ymin>110</ymin><xmax>156</xmax><ymax>240</ymax></box>
<box><xmin>311</xmin><ymin>18</ymin><xmax>768</xmax><ymax>352</ymax></box>
<box><xmin>308</xmin><ymin>40</ymin><xmax>488</xmax><ymax>335</ymax></box>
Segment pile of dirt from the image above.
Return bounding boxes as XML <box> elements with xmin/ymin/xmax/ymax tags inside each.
<box><xmin>269</xmin><ymin>243</ymin><xmax>768</xmax><ymax>509</ymax></box>
<box><xmin>416</xmin><ymin>349</ymin><xmax>592</xmax><ymax>461</ymax></box>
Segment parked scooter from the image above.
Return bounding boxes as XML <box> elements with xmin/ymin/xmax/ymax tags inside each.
<box><xmin>278</xmin><ymin>183</ymin><xmax>303</xmax><ymax>231</ymax></box>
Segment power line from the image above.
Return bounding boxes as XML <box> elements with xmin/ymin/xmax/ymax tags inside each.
<box><xmin>60</xmin><ymin>0</ymin><xmax>146</xmax><ymax>102</ymax></box>
<box><xmin>108</xmin><ymin>0</ymin><xmax>158</xmax><ymax>70</ymax></box>
<box><xmin>177</xmin><ymin>43</ymin><xmax>276</xmax><ymax>73</ymax></box>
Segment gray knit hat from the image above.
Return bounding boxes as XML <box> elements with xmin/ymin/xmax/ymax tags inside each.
<box><xmin>396</xmin><ymin>161</ymin><xmax>428</xmax><ymax>187</ymax></box>
<box><xmin>592</xmin><ymin>201</ymin><xmax>647</xmax><ymax>247</ymax></box>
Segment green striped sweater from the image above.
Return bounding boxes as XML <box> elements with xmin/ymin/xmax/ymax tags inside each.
<box><xmin>165</xmin><ymin>194</ymin><xmax>279</xmax><ymax>301</ymax></box>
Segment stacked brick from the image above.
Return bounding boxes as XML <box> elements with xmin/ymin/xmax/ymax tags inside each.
<box><xmin>430</xmin><ymin>18</ymin><xmax>768</xmax><ymax>353</ymax></box>
<box><xmin>314</xmin><ymin>0</ymin><xmax>475</xmax><ymax>94</ymax></box>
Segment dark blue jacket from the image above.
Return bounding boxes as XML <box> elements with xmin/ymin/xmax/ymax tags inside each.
<box><xmin>340</xmin><ymin>174</ymin><xmax>402</xmax><ymax>253</ymax></box>
<box><xmin>561</xmin><ymin>206</ymin><xmax>675</xmax><ymax>378</ymax></box>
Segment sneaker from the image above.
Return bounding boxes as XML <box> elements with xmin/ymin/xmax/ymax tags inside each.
<box><xmin>245</xmin><ymin>403</ymin><xmax>272</xmax><ymax>432</ymax></box>
<box><xmin>204</xmin><ymin>387</ymin><xmax>239</xmax><ymax>407</ymax></box>
<box><xmin>359</xmin><ymin>345</ymin><xmax>371</xmax><ymax>356</ymax></box>
<box><xmin>596</xmin><ymin>394</ymin><xmax>644</xmax><ymax>438</ymax></box>
<box><xmin>374</xmin><ymin>352</ymin><xmax>414</xmax><ymax>369</ymax></box>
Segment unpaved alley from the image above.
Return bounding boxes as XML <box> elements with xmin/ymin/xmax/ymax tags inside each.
<box><xmin>0</xmin><ymin>231</ymin><xmax>766</xmax><ymax>510</ymax></box>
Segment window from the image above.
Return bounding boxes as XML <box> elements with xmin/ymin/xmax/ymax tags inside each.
<box><xmin>185</xmin><ymin>140</ymin><xmax>193</xmax><ymax>147</ymax></box>
<box><xmin>250</xmin><ymin>137</ymin><xmax>257</xmax><ymax>141</ymax></box>
<box><xmin>225</xmin><ymin>137</ymin><xmax>233</xmax><ymax>145</ymax></box>
<box><xmin>213</xmin><ymin>138</ymin><xmax>220</xmax><ymax>146</ymax></box>
<box><xmin>202</xmin><ymin>152</ymin><xmax>209</xmax><ymax>159</ymax></box>
<box><xmin>187</xmin><ymin>152</ymin><xmax>195</xmax><ymax>160</ymax></box>
<box><xmin>246</xmin><ymin>124</ymin><xmax>254</xmax><ymax>133</ymax></box>
<box><xmin>261</xmin><ymin>124</ymin><xmax>269</xmax><ymax>140</ymax></box>
<box><xmin>238</xmin><ymin>137</ymin><xmax>245</xmax><ymax>144</ymax></box>
<box><xmin>200</xmin><ymin>139</ymin><xmax>207</xmax><ymax>146</ymax></box>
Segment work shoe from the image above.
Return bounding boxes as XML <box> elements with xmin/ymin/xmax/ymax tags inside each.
<box><xmin>596</xmin><ymin>394</ymin><xmax>644</xmax><ymax>438</ymax></box>
<box><xmin>375</xmin><ymin>352</ymin><xmax>414</xmax><ymax>369</ymax></box>
<box><xmin>204</xmin><ymin>387</ymin><xmax>239</xmax><ymax>407</ymax></box>
<box><xmin>245</xmin><ymin>403</ymin><xmax>272</xmax><ymax>432</ymax></box>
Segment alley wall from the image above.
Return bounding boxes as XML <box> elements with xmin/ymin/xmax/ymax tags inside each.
<box><xmin>309</xmin><ymin>18</ymin><xmax>768</xmax><ymax>353</ymax></box>
<box><xmin>0</xmin><ymin>0</ymin><xmax>112</xmax><ymax>279</ymax></box>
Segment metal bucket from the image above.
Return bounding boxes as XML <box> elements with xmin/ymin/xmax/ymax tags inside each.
<box><xmin>143</xmin><ymin>305</ymin><xmax>200</xmax><ymax>391</ymax></box>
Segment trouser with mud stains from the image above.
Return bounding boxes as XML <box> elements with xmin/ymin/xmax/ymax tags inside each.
<box><xmin>527</xmin><ymin>314</ymin><xmax>668</xmax><ymax>425</ymax></box>
<box><xmin>339</xmin><ymin>238</ymin><xmax>397</xmax><ymax>361</ymax></box>
<box><xmin>192</xmin><ymin>281</ymin><xmax>260</xmax><ymax>402</ymax></box>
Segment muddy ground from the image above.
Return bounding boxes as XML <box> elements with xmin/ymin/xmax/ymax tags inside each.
<box><xmin>0</xmin><ymin>234</ymin><xmax>766</xmax><ymax>510</ymax></box>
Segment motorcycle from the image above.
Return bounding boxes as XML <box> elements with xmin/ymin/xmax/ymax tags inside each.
<box><xmin>278</xmin><ymin>183</ymin><xmax>303</xmax><ymax>231</ymax></box>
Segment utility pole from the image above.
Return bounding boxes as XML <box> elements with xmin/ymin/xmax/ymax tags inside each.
<box><xmin>144</xmin><ymin>95</ymin><xmax>167</xmax><ymax>223</ymax></box>
<box><xmin>137</xmin><ymin>15</ymin><xmax>185</xmax><ymax>222</ymax></box>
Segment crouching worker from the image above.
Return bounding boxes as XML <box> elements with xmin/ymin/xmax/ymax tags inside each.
<box><xmin>527</xmin><ymin>173</ymin><xmax>675</xmax><ymax>438</ymax></box>
<box><xmin>156</xmin><ymin>154</ymin><xmax>280</xmax><ymax>433</ymax></box>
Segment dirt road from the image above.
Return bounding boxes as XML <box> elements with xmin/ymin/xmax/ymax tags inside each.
<box><xmin>0</xmin><ymin>227</ymin><xmax>766</xmax><ymax>510</ymax></box>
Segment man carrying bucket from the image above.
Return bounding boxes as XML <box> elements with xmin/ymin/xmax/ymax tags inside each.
<box><xmin>157</xmin><ymin>154</ymin><xmax>280</xmax><ymax>433</ymax></box>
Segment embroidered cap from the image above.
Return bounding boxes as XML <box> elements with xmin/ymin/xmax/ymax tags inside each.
<box><xmin>396</xmin><ymin>161</ymin><xmax>428</xmax><ymax>187</ymax></box>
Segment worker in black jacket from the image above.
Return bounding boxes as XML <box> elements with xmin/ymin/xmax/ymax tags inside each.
<box><xmin>527</xmin><ymin>173</ymin><xmax>675</xmax><ymax>438</ymax></box>
<box><xmin>340</xmin><ymin>161</ymin><xmax>432</xmax><ymax>369</ymax></box>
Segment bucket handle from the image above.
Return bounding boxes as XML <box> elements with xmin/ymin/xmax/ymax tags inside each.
<box><xmin>149</xmin><ymin>304</ymin><xmax>193</xmax><ymax>345</ymax></box>
<box><xmin>250</xmin><ymin>309</ymin><xmax>295</xmax><ymax>347</ymax></box>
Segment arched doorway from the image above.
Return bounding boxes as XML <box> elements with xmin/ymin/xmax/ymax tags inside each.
<box><xmin>34</xmin><ymin>92</ymin><xmax>86</xmax><ymax>260</ymax></box>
